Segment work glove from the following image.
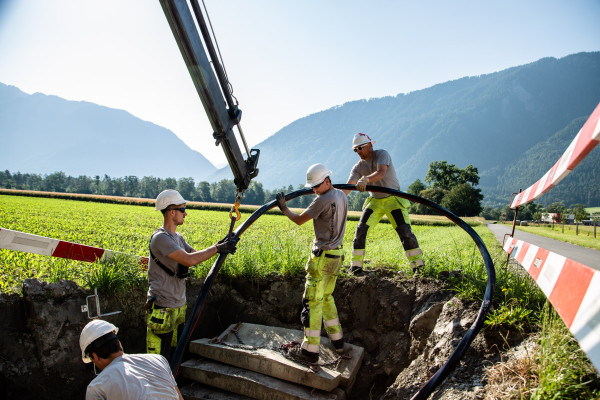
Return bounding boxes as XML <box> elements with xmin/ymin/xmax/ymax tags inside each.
<box><xmin>356</xmin><ymin>176</ymin><xmax>368</xmax><ymax>192</ymax></box>
<box><xmin>275</xmin><ymin>192</ymin><xmax>288</xmax><ymax>211</ymax></box>
<box><xmin>216</xmin><ymin>237</ymin><xmax>238</xmax><ymax>254</ymax></box>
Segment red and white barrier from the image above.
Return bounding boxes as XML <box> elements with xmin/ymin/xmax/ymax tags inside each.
<box><xmin>504</xmin><ymin>237</ymin><xmax>600</xmax><ymax>371</ymax></box>
<box><xmin>0</xmin><ymin>227</ymin><xmax>148</xmax><ymax>268</ymax></box>
<box><xmin>511</xmin><ymin>102</ymin><xmax>600</xmax><ymax>208</ymax></box>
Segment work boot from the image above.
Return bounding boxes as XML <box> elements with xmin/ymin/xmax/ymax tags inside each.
<box><xmin>332</xmin><ymin>339</ymin><xmax>348</xmax><ymax>355</ymax></box>
<box><xmin>348</xmin><ymin>265</ymin><xmax>364</xmax><ymax>275</ymax></box>
<box><xmin>412</xmin><ymin>267</ymin><xmax>421</xmax><ymax>277</ymax></box>
<box><xmin>288</xmin><ymin>346</ymin><xmax>319</xmax><ymax>364</ymax></box>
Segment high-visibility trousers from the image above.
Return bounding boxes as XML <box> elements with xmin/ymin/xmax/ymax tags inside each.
<box><xmin>352</xmin><ymin>196</ymin><xmax>424</xmax><ymax>271</ymax></box>
<box><xmin>146</xmin><ymin>303</ymin><xmax>187</xmax><ymax>360</ymax></box>
<box><xmin>300</xmin><ymin>247</ymin><xmax>344</xmax><ymax>355</ymax></box>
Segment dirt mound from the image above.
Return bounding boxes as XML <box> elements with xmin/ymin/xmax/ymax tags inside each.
<box><xmin>0</xmin><ymin>273</ymin><xmax>517</xmax><ymax>400</ymax></box>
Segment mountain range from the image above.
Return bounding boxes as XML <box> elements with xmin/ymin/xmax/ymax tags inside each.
<box><xmin>1</xmin><ymin>52</ymin><xmax>599</xmax><ymax>207</ymax></box>
<box><xmin>0</xmin><ymin>83</ymin><xmax>216</xmax><ymax>182</ymax></box>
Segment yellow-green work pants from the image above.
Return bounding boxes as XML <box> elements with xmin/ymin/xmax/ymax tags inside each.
<box><xmin>300</xmin><ymin>248</ymin><xmax>344</xmax><ymax>354</ymax></box>
<box><xmin>352</xmin><ymin>196</ymin><xmax>424</xmax><ymax>271</ymax></box>
<box><xmin>146</xmin><ymin>303</ymin><xmax>187</xmax><ymax>360</ymax></box>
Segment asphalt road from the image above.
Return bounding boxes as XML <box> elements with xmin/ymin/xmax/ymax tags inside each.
<box><xmin>486</xmin><ymin>223</ymin><xmax>600</xmax><ymax>270</ymax></box>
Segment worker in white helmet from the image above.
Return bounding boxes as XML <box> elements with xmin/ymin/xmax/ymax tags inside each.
<box><xmin>80</xmin><ymin>319</ymin><xmax>183</xmax><ymax>399</ymax></box>
<box><xmin>275</xmin><ymin>163</ymin><xmax>348</xmax><ymax>364</ymax></box>
<box><xmin>344</xmin><ymin>133</ymin><xmax>424</xmax><ymax>276</ymax></box>
<box><xmin>147</xmin><ymin>189</ymin><xmax>238</xmax><ymax>359</ymax></box>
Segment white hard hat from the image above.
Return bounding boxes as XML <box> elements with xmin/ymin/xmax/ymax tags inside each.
<box><xmin>352</xmin><ymin>132</ymin><xmax>375</xmax><ymax>149</ymax></box>
<box><xmin>155</xmin><ymin>189</ymin><xmax>187</xmax><ymax>211</ymax></box>
<box><xmin>305</xmin><ymin>163</ymin><xmax>332</xmax><ymax>187</ymax></box>
<box><xmin>79</xmin><ymin>319</ymin><xmax>118</xmax><ymax>363</ymax></box>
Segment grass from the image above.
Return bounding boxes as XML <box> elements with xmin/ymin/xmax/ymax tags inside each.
<box><xmin>484</xmin><ymin>302</ymin><xmax>600</xmax><ymax>400</ymax></box>
<box><xmin>0</xmin><ymin>193</ymin><xmax>554</xmax><ymax>322</ymax></box>
<box><xmin>532</xmin><ymin>303</ymin><xmax>600</xmax><ymax>399</ymax></box>
<box><xmin>497</xmin><ymin>221</ymin><xmax>600</xmax><ymax>251</ymax></box>
<box><xmin>0</xmin><ymin>194</ymin><xmax>491</xmax><ymax>293</ymax></box>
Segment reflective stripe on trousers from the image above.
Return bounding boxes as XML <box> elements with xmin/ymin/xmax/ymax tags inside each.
<box><xmin>301</xmin><ymin>248</ymin><xmax>343</xmax><ymax>354</ymax></box>
<box><xmin>352</xmin><ymin>196</ymin><xmax>424</xmax><ymax>269</ymax></box>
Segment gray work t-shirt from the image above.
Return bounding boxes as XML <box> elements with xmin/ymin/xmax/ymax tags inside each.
<box><xmin>148</xmin><ymin>228</ymin><xmax>193</xmax><ymax>308</ymax></box>
<box><xmin>348</xmin><ymin>149</ymin><xmax>400</xmax><ymax>199</ymax></box>
<box><xmin>86</xmin><ymin>353</ymin><xmax>179</xmax><ymax>400</ymax></box>
<box><xmin>305</xmin><ymin>188</ymin><xmax>348</xmax><ymax>251</ymax></box>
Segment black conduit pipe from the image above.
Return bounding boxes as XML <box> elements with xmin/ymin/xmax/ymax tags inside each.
<box><xmin>170</xmin><ymin>184</ymin><xmax>495</xmax><ymax>400</ymax></box>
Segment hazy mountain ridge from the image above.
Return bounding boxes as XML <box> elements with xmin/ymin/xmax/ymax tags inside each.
<box><xmin>2</xmin><ymin>52</ymin><xmax>599</xmax><ymax>207</ymax></box>
<box><xmin>0</xmin><ymin>83</ymin><xmax>216</xmax><ymax>182</ymax></box>
<box><xmin>210</xmin><ymin>52</ymin><xmax>600</xmax><ymax>206</ymax></box>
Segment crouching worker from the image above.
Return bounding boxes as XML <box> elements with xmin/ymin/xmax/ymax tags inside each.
<box><xmin>147</xmin><ymin>189</ymin><xmax>237</xmax><ymax>360</ymax></box>
<box><xmin>80</xmin><ymin>319</ymin><xmax>184</xmax><ymax>400</ymax></box>
<box><xmin>276</xmin><ymin>163</ymin><xmax>348</xmax><ymax>363</ymax></box>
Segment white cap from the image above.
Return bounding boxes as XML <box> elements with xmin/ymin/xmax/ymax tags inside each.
<box><xmin>79</xmin><ymin>319</ymin><xmax>118</xmax><ymax>363</ymax></box>
<box><xmin>155</xmin><ymin>189</ymin><xmax>186</xmax><ymax>211</ymax></box>
<box><xmin>352</xmin><ymin>132</ymin><xmax>375</xmax><ymax>149</ymax></box>
<box><xmin>305</xmin><ymin>163</ymin><xmax>332</xmax><ymax>187</ymax></box>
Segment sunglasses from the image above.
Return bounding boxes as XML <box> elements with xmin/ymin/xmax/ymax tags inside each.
<box><xmin>353</xmin><ymin>145</ymin><xmax>367</xmax><ymax>152</ymax></box>
<box><xmin>169</xmin><ymin>207</ymin><xmax>186</xmax><ymax>213</ymax></box>
<box><xmin>312</xmin><ymin>180</ymin><xmax>326</xmax><ymax>189</ymax></box>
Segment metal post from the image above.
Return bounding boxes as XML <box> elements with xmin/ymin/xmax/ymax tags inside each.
<box><xmin>506</xmin><ymin>190</ymin><xmax>521</xmax><ymax>267</ymax></box>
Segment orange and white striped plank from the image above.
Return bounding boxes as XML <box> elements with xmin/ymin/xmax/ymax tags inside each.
<box><xmin>504</xmin><ymin>236</ymin><xmax>600</xmax><ymax>371</ymax></box>
<box><xmin>0</xmin><ymin>227</ymin><xmax>148</xmax><ymax>268</ymax></box>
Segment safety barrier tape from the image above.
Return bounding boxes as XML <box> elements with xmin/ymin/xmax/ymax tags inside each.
<box><xmin>503</xmin><ymin>236</ymin><xmax>600</xmax><ymax>372</ymax></box>
<box><xmin>511</xmin><ymin>101</ymin><xmax>600</xmax><ymax>208</ymax></box>
<box><xmin>0</xmin><ymin>227</ymin><xmax>149</xmax><ymax>268</ymax></box>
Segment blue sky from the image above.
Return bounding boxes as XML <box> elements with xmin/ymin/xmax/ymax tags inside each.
<box><xmin>0</xmin><ymin>0</ymin><xmax>599</xmax><ymax>167</ymax></box>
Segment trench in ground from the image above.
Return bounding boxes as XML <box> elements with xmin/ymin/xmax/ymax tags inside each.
<box><xmin>1</xmin><ymin>273</ymin><xmax>514</xmax><ymax>400</ymax></box>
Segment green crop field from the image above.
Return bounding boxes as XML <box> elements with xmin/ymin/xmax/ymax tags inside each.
<box><xmin>0</xmin><ymin>194</ymin><xmax>503</xmax><ymax>297</ymax></box>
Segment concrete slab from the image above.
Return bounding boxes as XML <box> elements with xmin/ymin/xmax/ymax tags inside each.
<box><xmin>180</xmin><ymin>382</ymin><xmax>253</xmax><ymax>400</ymax></box>
<box><xmin>180</xmin><ymin>358</ymin><xmax>345</xmax><ymax>400</ymax></box>
<box><xmin>188</xmin><ymin>323</ymin><xmax>363</xmax><ymax>392</ymax></box>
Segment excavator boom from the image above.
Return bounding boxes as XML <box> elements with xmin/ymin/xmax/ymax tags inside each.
<box><xmin>159</xmin><ymin>0</ymin><xmax>259</xmax><ymax>193</ymax></box>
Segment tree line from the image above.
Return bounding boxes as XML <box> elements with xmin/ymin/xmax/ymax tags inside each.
<box><xmin>0</xmin><ymin>162</ymin><xmax>486</xmax><ymax>216</ymax></box>
<box><xmin>12</xmin><ymin>165</ymin><xmax>589</xmax><ymax>220</ymax></box>
<box><xmin>0</xmin><ymin>170</ymin><xmax>314</xmax><ymax>207</ymax></box>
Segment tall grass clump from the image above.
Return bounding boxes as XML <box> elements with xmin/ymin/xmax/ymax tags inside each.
<box><xmin>84</xmin><ymin>255</ymin><xmax>146</xmax><ymax>293</ymax></box>
<box><xmin>530</xmin><ymin>302</ymin><xmax>600</xmax><ymax>399</ymax></box>
<box><xmin>485</xmin><ymin>259</ymin><xmax>547</xmax><ymax>332</ymax></box>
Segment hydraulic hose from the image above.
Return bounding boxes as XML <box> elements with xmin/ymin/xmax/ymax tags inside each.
<box><xmin>170</xmin><ymin>184</ymin><xmax>495</xmax><ymax>400</ymax></box>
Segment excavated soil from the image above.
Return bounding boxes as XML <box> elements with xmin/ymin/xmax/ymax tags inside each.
<box><xmin>0</xmin><ymin>271</ymin><xmax>524</xmax><ymax>400</ymax></box>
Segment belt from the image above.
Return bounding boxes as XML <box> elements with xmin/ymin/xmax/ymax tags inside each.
<box><xmin>312</xmin><ymin>246</ymin><xmax>344</xmax><ymax>258</ymax></box>
<box><xmin>325</xmin><ymin>253</ymin><xmax>343</xmax><ymax>259</ymax></box>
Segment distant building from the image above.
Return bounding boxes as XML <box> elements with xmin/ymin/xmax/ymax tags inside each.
<box><xmin>541</xmin><ymin>213</ymin><xmax>558</xmax><ymax>223</ymax></box>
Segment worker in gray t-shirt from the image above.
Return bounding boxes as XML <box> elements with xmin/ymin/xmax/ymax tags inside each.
<box><xmin>344</xmin><ymin>133</ymin><xmax>424</xmax><ymax>276</ymax></box>
<box><xmin>275</xmin><ymin>163</ymin><xmax>348</xmax><ymax>364</ymax></box>
<box><xmin>147</xmin><ymin>189</ymin><xmax>238</xmax><ymax>360</ymax></box>
<box><xmin>80</xmin><ymin>319</ymin><xmax>183</xmax><ymax>400</ymax></box>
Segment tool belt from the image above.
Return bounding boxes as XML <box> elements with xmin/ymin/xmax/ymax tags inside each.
<box><xmin>144</xmin><ymin>296</ymin><xmax>164</xmax><ymax>311</ymax></box>
<box><xmin>312</xmin><ymin>246</ymin><xmax>344</xmax><ymax>261</ymax></box>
